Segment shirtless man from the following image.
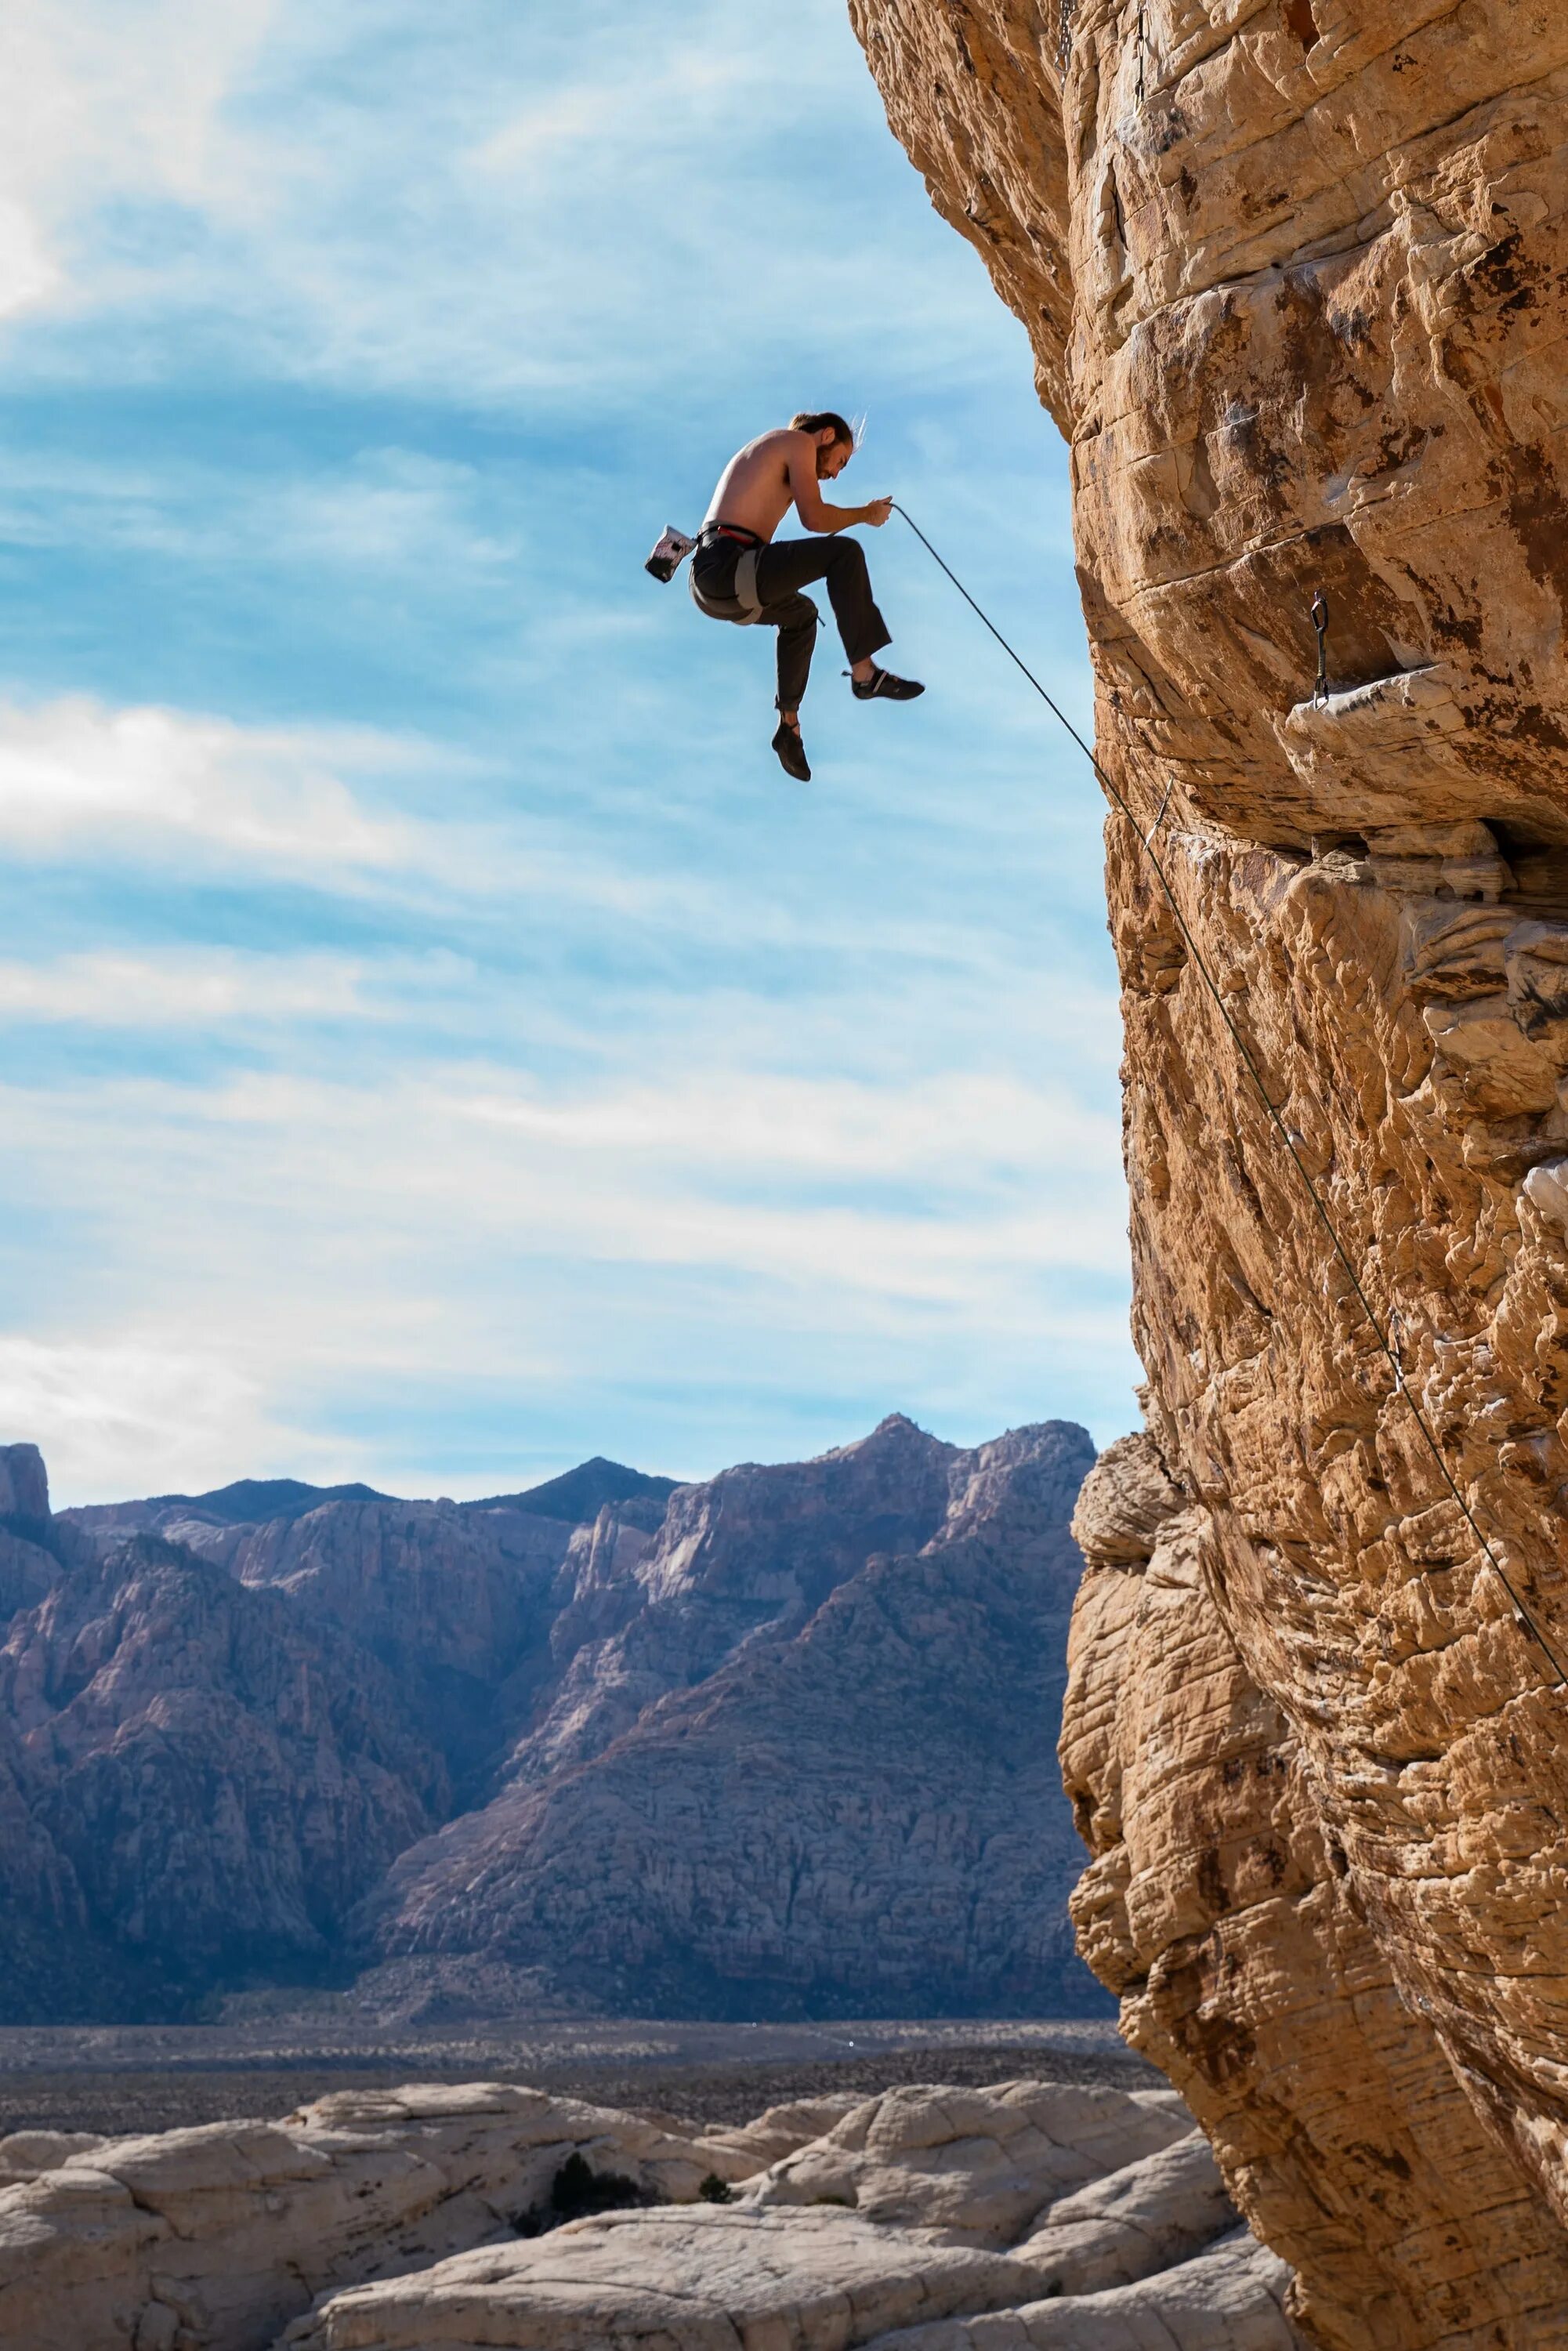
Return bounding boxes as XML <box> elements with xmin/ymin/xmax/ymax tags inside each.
<box><xmin>689</xmin><ymin>411</ymin><xmax>923</xmax><ymax>781</ymax></box>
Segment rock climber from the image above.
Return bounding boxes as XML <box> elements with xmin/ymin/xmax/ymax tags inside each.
<box><xmin>689</xmin><ymin>411</ymin><xmax>923</xmax><ymax>781</ymax></box>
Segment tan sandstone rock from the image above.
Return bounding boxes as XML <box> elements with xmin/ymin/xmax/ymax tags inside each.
<box><xmin>0</xmin><ymin>2128</ymin><xmax>105</xmax><ymax>2186</ymax></box>
<box><xmin>0</xmin><ymin>2075</ymin><xmax>1284</xmax><ymax>2351</ymax></box>
<box><xmin>847</xmin><ymin>1</ymin><xmax>1568</xmax><ymax>2343</ymax></box>
<box><xmin>746</xmin><ymin>2079</ymin><xmax>1193</xmax><ymax>2241</ymax></box>
<box><xmin>864</xmin><ymin>2232</ymin><xmax>1301</xmax><ymax>2350</ymax></box>
<box><xmin>277</xmin><ymin>2078</ymin><xmax>1295</xmax><ymax>2351</ymax></box>
<box><xmin>0</xmin><ymin>2083</ymin><xmax>727</xmax><ymax>2351</ymax></box>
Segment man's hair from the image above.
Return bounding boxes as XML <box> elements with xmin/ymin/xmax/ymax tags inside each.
<box><xmin>791</xmin><ymin>410</ymin><xmax>853</xmax><ymax>447</ymax></box>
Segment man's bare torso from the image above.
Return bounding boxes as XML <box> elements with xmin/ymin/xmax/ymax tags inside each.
<box><xmin>703</xmin><ymin>429</ymin><xmax>802</xmax><ymax>542</ymax></box>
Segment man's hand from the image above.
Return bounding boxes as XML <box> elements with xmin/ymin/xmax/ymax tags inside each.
<box><xmin>859</xmin><ymin>497</ymin><xmax>893</xmax><ymax>527</ymax></box>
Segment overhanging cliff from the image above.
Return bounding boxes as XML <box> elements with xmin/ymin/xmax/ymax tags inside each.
<box><xmin>848</xmin><ymin>4</ymin><xmax>1568</xmax><ymax>2342</ymax></box>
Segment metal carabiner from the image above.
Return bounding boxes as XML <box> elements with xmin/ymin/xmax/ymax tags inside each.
<box><xmin>1310</xmin><ymin>590</ymin><xmax>1330</xmax><ymax>707</ymax></box>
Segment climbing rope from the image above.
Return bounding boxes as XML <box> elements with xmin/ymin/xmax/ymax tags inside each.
<box><xmin>890</xmin><ymin>500</ymin><xmax>1567</xmax><ymax>1690</ymax></box>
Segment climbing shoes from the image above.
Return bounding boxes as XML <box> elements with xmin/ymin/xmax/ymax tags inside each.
<box><xmin>849</xmin><ymin>665</ymin><xmax>925</xmax><ymax>701</ymax></box>
<box><xmin>772</xmin><ymin>720</ymin><xmax>811</xmax><ymax>782</ymax></box>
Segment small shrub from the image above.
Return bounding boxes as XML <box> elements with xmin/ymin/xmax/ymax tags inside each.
<box><xmin>549</xmin><ymin>2151</ymin><xmax>653</xmax><ymax>2222</ymax></box>
<box><xmin>697</xmin><ymin>2173</ymin><xmax>733</xmax><ymax>2204</ymax></box>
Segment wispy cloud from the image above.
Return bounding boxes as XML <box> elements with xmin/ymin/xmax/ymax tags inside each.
<box><xmin>0</xmin><ymin>1047</ymin><xmax>1133</xmax><ymax>1499</ymax></box>
<box><xmin>0</xmin><ymin>1332</ymin><xmax>310</xmax><ymax>1505</ymax></box>
<box><xmin>0</xmin><ymin>0</ymin><xmax>1020</xmax><ymax>405</ymax></box>
<box><xmin>0</xmin><ymin>696</ymin><xmax>416</xmax><ymax>868</ymax></box>
<box><xmin>0</xmin><ymin>947</ymin><xmax>480</xmax><ymax>1027</ymax></box>
<box><xmin>0</xmin><ymin>0</ymin><xmax>277</xmax><ymax>320</ymax></box>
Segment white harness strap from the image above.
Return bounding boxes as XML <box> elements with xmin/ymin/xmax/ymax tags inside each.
<box><xmin>732</xmin><ymin>545</ymin><xmax>764</xmax><ymax>623</ymax></box>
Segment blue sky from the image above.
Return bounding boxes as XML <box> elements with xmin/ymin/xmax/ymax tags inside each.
<box><xmin>0</xmin><ymin>0</ymin><xmax>1137</xmax><ymax>1503</ymax></box>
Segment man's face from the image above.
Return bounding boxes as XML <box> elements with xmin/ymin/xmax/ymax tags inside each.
<box><xmin>817</xmin><ymin>433</ymin><xmax>853</xmax><ymax>480</ymax></box>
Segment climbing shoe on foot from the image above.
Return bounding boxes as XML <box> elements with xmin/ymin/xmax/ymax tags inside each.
<box><xmin>772</xmin><ymin>721</ymin><xmax>811</xmax><ymax>781</ymax></box>
<box><xmin>849</xmin><ymin>665</ymin><xmax>924</xmax><ymax>701</ymax></box>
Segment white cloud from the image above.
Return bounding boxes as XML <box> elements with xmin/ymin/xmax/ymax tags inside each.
<box><xmin>0</xmin><ymin>197</ymin><xmax>59</xmax><ymax>315</ymax></box>
<box><xmin>471</xmin><ymin>45</ymin><xmax>759</xmax><ymax>179</ymax></box>
<box><xmin>265</xmin><ymin>450</ymin><xmax>522</xmax><ymax>571</ymax></box>
<box><xmin>1</xmin><ymin>1056</ymin><xmax>1128</xmax><ymax>1382</ymax></box>
<box><xmin>0</xmin><ymin>444</ymin><xmax>521</xmax><ymax>581</ymax></box>
<box><xmin>0</xmin><ymin>949</ymin><xmax>474</xmax><ymax>1027</ymax></box>
<box><xmin>461</xmin><ymin>1068</ymin><xmax>1111</xmax><ymax>1192</ymax></box>
<box><xmin>0</xmin><ymin>1334</ymin><xmax>302</xmax><ymax>1505</ymax></box>
<box><xmin>0</xmin><ymin>0</ymin><xmax>1019</xmax><ymax>405</ymax></box>
<box><xmin>0</xmin><ymin>696</ymin><xmax>415</xmax><ymax>871</ymax></box>
<box><xmin>0</xmin><ymin>0</ymin><xmax>277</xmax><ymax>319</ymax></box>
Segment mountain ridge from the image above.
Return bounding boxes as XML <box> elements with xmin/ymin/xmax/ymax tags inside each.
<box><xmin>0</xmin><ymin>1419</ymin><xmax>1106</xmax><ymax>2023</ymax></box>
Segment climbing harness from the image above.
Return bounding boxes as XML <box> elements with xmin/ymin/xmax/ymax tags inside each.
<box><xmin>699</xmin><ymin>543</ymin><xmax>764</xmax><ymax>624</ymax></box>
<box><xmin>889</xmin><ymin>501</ymin><xmax>1567</xmax><ymax>1690</ymax></box>
<box><xmin>661</xmin><ymin>521</ymin><xmax>770</xmax><ymax>626</ymax></box>
<box><xmin>1311</xmin><ymin>590</ymin><xmax>1331</xmax><ymax>707</ymax></box>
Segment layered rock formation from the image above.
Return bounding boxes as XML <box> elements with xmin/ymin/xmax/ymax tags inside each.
<box><xmin>0</xmin><ymin>2081</ymin><xmax>759</xmax><ymax>2351</ymax></box>
<box><xmin>0</xmin><ymin>1494</ymin><xmax>448</xmax><ymax>2020</ymax></box>
<box><xmin>0</xmin><ymin>2074</ymin><xmax>1290</xmax><ymax>2351</ymax></box>
<box><xmin>281</xmin><ymin>2080</ymin><xmax>1294</xmax><ymax>2351</ymax></box>
<box><xmin>363</xmin><ymin>1416</ymin><xmax>1103</xmax><ymax>2016</ymax></box>
<box><xmin>846</xmin><ymin>0</ymin><xmax>1568</xmax><ymax>2340</ymax></box>
<box><xmin>0</xmin><ymin>1421</ymin><xmax>1102</xmax><ymax>2021</ymax></box>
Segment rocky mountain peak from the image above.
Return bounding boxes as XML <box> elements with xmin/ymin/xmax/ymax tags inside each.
<box><xmin>0</xmin><ymin>1441</ymin><xmax>49</xmax><ymax>1530</ymax></box>
<box><xmin>361</xmin><ymin>1415</ymin><xmax>1106</xmax><ymax>2019</ymax></box>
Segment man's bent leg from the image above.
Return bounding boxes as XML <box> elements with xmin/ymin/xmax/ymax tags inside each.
<box><xmin>755</xmin><ymin>539</ymin><xmax>891</xmax><ymax>673</ymax></box>
<box><xmin>818</xmin><ymin>538</ymin><xmax>892</xmax><ymax>670</ymax></box>
<box><xmin>757</xmin><ymin>589</ymin><xmax>819</xmax><ymax>713</ymax></box>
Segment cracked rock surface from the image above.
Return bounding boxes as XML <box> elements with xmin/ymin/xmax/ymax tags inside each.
<box><xmin>848</xmin><ymin>1</ymin><xmax>1568</xmax><ymax>2342</ymax></box>
<box><xmin>274</xmin><ymin>2080</ymin><xmax>1295</xmax><ymax>2351</ymax></box>
<box><xmin>0</xmin><ymin>2078</ymin><xmax>1294</xmax><ymax>2351</ymax></box>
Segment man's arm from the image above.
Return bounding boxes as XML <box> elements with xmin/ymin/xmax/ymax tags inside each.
<box><xmin>783</xmin><ymin>432</ymin><xmax>892</xmax><ymax>534</ymax></box>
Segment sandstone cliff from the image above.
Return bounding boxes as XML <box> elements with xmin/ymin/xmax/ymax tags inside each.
<box><xmin>846</xmin><ymin>2</ymin><xmax>1568</xmax><ymax>2341</ymax></box>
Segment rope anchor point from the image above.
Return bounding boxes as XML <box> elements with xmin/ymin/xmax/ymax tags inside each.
<box><xmin>1311</xmin><ymin>589</ymin><xmax>1331</xmax><ymax>707</ymax></box>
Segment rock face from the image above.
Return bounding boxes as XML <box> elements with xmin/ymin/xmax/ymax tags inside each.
<box><xmin>56</xmin><ymin>1465</ymin><xmax>672</xmax><ymax>1787</ymax></box>
<box><xmin>1063</xmin><ymin>1438</ymin><xmax>1568</xmax><ymax>2346</ymax></box>
<box><xmin>0</xmin><ymin>1533</ymin><xmax>448</xmax><ymax>2019</ymax></box>
<box><xmin>0</xmin><ymin>2076</ymin><xmax>1298</xmax><ymax>2351</ymax></box>
<box><xmin>2</xmin><ymin>1419</ymin><xmax>1101</xmax><ymax>2021</ymax></box>
<box><xmin>0</xmin><ymin>1444</ymin><xmax>50</xmax><ymax>1534</ymax></box>
<box><xmin>846</xmin><ymin>4</ymin><xmax>1568</xmax><ymax>2340</ymax></box>
<box><xmin>274</xmin><ymin>2079</ymin><xmax>1298</xmax><ymax>2351</ymax></box>
<box><xmin>361</xmin><ymin>1417</ymin><xmax>1104</xmax><ymax>2017</ymax></box>
<box><xmin>0</xmin><ymin>2081</ymin><xmax>766</xmax><ymax>2351</ymax></box>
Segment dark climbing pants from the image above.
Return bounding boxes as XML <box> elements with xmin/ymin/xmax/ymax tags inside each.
<box><xmin>691</xmin><ymin>533</ymin><xmax>892</xmax><ymax>710</ymax></box>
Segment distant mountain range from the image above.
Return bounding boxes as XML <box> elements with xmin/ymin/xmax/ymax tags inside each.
<box><xmin>63</xmin><ymin>1454</ymin><xmax>676</xmax><ymax>1536</ymax></box>
<box><xmin>0</xmin><ymin>1419</ymin><xmax>1107</xmax><ymax>2023</ymax></box>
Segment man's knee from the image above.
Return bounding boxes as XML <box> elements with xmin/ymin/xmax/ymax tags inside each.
<box><xmin>829</xmin><ymin>536</ymin><xmax>868</xmax><ymax>574</ymax></box>
<box><xmin>775</xmin><ymin>592</ymin><xmax>818</xmax><ymax>633</ymax></box>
